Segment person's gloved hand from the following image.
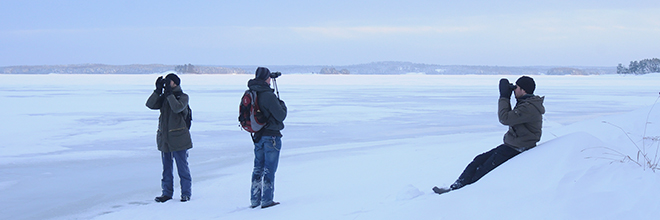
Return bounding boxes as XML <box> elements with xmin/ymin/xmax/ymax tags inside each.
<box><xmin>499</xmin><ymin>78</ymin><xmax>514</xmax><ymax>98</ymax></box>
<box><xmin>155</xmin><ymin>76</ymin><xmax>164</xmax><ymax>94</ymax></box>
<box><xmin>163</xmin><ymin>78</ymin><xmax>172</xmax><ymax>96</ymax></box>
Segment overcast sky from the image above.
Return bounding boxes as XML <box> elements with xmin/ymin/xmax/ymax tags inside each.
<box><xmin>1</xmin><ymin>0</ymin><xmax>659</xmax><ymax>66</ymax></box>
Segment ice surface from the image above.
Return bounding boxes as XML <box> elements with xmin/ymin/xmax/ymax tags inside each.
<box><xmin>1</xmin><ymin>73</ymin><xmax>659</xmax><ymax>219</ymax></box>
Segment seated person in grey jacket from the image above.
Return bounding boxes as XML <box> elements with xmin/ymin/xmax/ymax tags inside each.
<box><xmin>433</xmin><ymin>76</ymin><xmax>545</xmax><ymax>195</ymax></box>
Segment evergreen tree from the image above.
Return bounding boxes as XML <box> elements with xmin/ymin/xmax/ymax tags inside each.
<box><xmin>618</xmin><ymin>58</ymin><xmax>660</xmax><ymax>75</ymax></box>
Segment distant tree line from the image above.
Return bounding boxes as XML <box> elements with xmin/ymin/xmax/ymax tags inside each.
<box><xmin>0</xmin><ymin>62</ymin><xmax>615</xmax><ymax>75</ymax></box>
<box><xmin>319</xmin><ymin>67</ymin><xmax>350</xmax><ymax>75</ymax></box>
<box><xmin>617</xmin><ymin>58</ymin><xmax>660</xmax><ymax>75</ymax></box>
<box><xmin>0</xmin><ymin>64</ymin><xmax>173</xmax><ymax>74</ymax></box>
<box><xmin>174</xmin><ymin>63</ymin><xmax>248</xmax><ymax>74</ymax></box>
<box><xmin>175</xmin><ymin>64</ymin><xmax>197</xmax><ymax>73</ymax></box>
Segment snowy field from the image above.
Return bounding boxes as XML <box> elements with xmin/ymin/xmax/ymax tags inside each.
<box><xmin>2</xmin><ymin>73</ymin><xmax>660</xmax><ymax>220</ymax></box>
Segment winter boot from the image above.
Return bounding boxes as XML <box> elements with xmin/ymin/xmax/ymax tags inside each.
<box><xmin>432</xmin><ymin>186</ymin><xmax>451</xmax><ymax>195</ymax></box>
<box><xmin>155</xmin><ymin>195</ymin><xmax>172</xmax><ymax>203</ymax></box>
<box><xmin>180</xmin><ymin>195</ymin><xmax>190</xmax><ymax>202</ymax></box>
<box><xmin>261</xmin><ymin>201</ymin><xmax>280</xmax><ymax>209</ymax></box>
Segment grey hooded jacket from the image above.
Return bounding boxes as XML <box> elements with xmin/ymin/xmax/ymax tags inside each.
<box><xmin>498</xmin><ymin>94</ymin><xmax>545</xmax><ymax>152</ymax></box>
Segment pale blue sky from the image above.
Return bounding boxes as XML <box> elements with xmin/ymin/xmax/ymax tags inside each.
<box><xmin>1</xmin><ymin>0</ymin><xmax>659</xmax><ymax>66</ymax></box>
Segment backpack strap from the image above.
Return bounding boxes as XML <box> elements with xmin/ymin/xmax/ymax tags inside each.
<box><xmin>250</xmin><ymin>89</ymin><xmax>271</xmax><ymax>143</ymax></box>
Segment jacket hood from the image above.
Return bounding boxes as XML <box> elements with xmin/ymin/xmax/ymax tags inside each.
<box><xmin>521</xmin><ymin>95</ymin><xmax>545</xmax><ymax>115</ymax></box>
<box><xmin>248</xmin><ymin>79</ymin><xmax>273</xmax><ymax>92</ymax></box>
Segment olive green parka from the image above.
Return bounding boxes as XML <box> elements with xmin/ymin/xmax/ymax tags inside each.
<box><xmin>146</xmin><ymin>86</ymin><xmax>193</xmax><ymax>153</ymax></box>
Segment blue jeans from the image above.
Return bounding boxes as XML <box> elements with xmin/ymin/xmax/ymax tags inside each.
<box><xmin>251</xmin><ymin>136</ymin><xmax>281</xmax><ymax>207</ymax></box>
<box><xmin>161</xmin><ymin>150</ymin><xmax>192</xmax><ymax>197</ymax></box>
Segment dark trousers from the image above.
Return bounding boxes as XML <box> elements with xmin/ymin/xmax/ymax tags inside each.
<box><xmin>452</xmin><ymin>144</ymin><xmax>521</xmax><ymax>189</ymax></box>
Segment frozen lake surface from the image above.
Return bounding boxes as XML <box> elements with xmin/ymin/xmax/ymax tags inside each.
<box><xmin>1</xmin><ymin>74</ymin><xmax>659</xmax><ymax>219</ymax></box>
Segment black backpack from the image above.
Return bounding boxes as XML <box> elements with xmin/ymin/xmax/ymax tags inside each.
<box><xmin>181</xmin><ymin>105</ymin><xmax>192</xmax><ymax>129</ymax></box>
<box><xmin>174</xmin><ymin>93</ymin><xmax>192</xmax><ymax>129</ymax></box>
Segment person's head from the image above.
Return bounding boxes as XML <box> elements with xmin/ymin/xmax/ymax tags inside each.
<box><xmin>165</xmin><ymin>73</ymin><xmax>180</xmax><ymax>87</ymax></box>
<box><xmin>255</xmin><ymin>67</ymin><xmax>271</xmax><ymax>85</ymax></box>
<box><xmin>515</xmin><ymin>76</ymin><xmax>535</xmax><ymax>98</ymax></box>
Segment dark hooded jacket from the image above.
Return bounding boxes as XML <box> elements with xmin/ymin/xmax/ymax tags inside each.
<box><xmin>146</xmin><ymin>86</ymin><xmax>193</xmax><ymax>152</ymax></box>
<box><xmin>498</xmin><ymin>94</ymin><xmax>545</xmax><ymax>152</ymax></box>
<box><xmin>247</xmin><ymin>79</ymin><xmax>287</xmax><ymax>140</ymax></box>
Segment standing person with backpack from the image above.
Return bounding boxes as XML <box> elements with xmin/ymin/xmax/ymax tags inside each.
<box><xmin>433</xmin><ymin>76</ymin><xmax>545</xmax><ymax>195</ymax></box>
<box><xmin>146</xmin><ymin>73</ymin><xmax>193</xmax><ymax>203</ymax></box>
<box><xmin>245</xmin><ymin>67</ymin><xmax>287</xmax><ymax>209</ymax></box>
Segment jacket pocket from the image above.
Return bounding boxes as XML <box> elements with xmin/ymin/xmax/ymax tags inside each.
<box><xmin>168</xmin><ymin>128</ymin><xmax>192</xmax><ymax>150</ymax></box>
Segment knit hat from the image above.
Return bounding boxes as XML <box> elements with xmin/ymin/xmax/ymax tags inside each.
<box><xmin>515</xmin><ymin>76</ymin><xmax>535</xmax><ymax>94</ymax></box>
<box><xmin>165</xmin><ymin>73</ymin><xmax>181</xmax><ymax>86</ymax></box>
<box><xmin>255</xmin><ymin>67</ymin><xmax>270</xmax><ymax>81</ymax></box>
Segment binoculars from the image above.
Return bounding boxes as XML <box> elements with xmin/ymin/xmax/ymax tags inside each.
<box><xmin>270</xmin><ymin>71</ymin><xmax>282</xmax><ymax>79</ymax></box>
<box><xmin>508</xmin><ymin>83</ymin><xmax>517</xmax><ymax>91</ymax></box>
<box><xmin>161</xmin><ymin>78</ymin><xmax>171</xmax><ymax>87</ymax></box>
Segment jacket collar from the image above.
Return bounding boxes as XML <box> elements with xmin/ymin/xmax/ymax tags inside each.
<box><xmin>247</xmin><ymin>79</ymin><xmax>272</xmax><ymax>92</ymax></box>
<box><xmin>518</xmin><ymin>94</ymin><xmax>534</xmax><ymax>100</ymax></box>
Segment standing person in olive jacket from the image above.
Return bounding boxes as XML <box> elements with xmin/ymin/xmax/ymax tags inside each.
<box><xmin>146</xmin><ymin>73</ymin><xmax>193</xmax><ymax>202</ymax></box>
<box><xmin>248</xmin><ymin>67</ymin><xmax>287</xmax><ymax>209</ymax></box>
<box><xmin>433</xmin><ymin>76</ymin><xmax>545</xmax><ymax>195</ymax></box>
